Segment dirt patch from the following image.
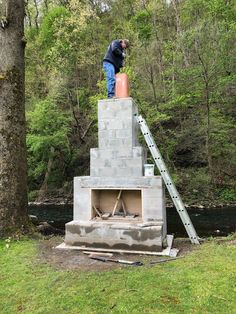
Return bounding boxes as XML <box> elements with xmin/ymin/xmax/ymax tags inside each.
<box><xmin>38</xmin><ymin>237</ymin><xmax>122</xmax><ymax>271</ymax></box>
<box><xmin>228</xmin><ymin>239</ymin><xmax>236</xmax><ymax>245</ymax></box>
<box><xmin>36</xmin><ymin>236</ymin><xmax>200</xmax><ymax>272</ymax></box>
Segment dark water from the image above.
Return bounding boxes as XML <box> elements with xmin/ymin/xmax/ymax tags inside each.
<box><xmin>28</xmin><ymin>205</ymin><xmax>236</xmax><ymax>237</ymax></box>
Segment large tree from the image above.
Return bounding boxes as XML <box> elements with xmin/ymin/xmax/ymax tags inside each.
<box><xmin>0</xmin><ymin>0</ymin><xmax>29</xmax><ymax>236</ymax></box>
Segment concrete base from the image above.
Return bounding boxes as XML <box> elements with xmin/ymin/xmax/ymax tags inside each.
<box><xmin>57</xmin><ymin>235</ymin><xmax>175</xmax><ymax>256</ymax></box>
<box><xmin>65</xmin><ymin>220</ymin><xmax>165</xmax><ymax>252</ymax></box>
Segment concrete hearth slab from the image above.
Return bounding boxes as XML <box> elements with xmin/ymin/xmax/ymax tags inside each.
<box><xmin>56</xmin><ymin>235</ymin><xmax>174</xmax><ymax>256</ymax></box>
<box><xmin>65</xmin><ymin>220</ymin><xmax>164</xmax><ymax>252</ymax></box>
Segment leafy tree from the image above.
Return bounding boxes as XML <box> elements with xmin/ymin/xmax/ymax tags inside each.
<box><xmin>27</xmin><ymin>99</ymin><xmax>72</xmax><ymax>194</ymax></box>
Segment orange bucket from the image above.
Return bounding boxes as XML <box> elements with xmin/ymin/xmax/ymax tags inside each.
<box><xmin>115</xmin><ymin>73</ymin><xmax>129</xmax><ymax>98</ymax></box>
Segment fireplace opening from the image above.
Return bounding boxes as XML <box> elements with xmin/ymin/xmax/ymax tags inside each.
<box><xmin>91</xmin><ymin>189</ymin><xmax>142</xmax><ymax>221</ymax></box>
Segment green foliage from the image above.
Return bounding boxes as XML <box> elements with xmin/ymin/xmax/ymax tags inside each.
<box><xmin>131</xmin><ymin>10</ymin><xmax>152</xmax><ymax>41</ymax></box>
<box><xmin>27</xmin><ymin>99</ymin><xmax>71</xmax><ymax>150</ymax></box>
<box><xmin>26</xmin><ymin>99</ymin><xmax>71</xmax><ymax>187</ymax></box>
<box><xmin>26</xmin><ymin>26</ymin><xmax>39</xmax><ymax>41</ymax></box>
<box><xmin>218</xmin><ymin>188</ymin><xmax>236</xmax><ymax>201</ymax></box>
<box><xmin>188</xmin><ymin>168</ymin><xmax>211</xmax><ymax>196</ymax></box>
<box><xmin>28</xmin><ymin>190</ymin><xmax>39</xmax><ymax>202</ymax></box>
<box><xmin>38</xmin><ymin>6</ymin><xmax>70</xmax><ymax>51</ymax></box>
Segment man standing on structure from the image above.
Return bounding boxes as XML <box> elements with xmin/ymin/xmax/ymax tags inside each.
<box><xmin>103</xmin><ymin>39</ymin><xmax>129</xmax><ymax>98</ymax></box>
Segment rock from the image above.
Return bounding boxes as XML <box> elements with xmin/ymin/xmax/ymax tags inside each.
<box><xmin>29</xmin><ymin>214</ymin><xmax>39</xmax><ymax>224</ymax></box>
<box><xmin>37</xmin><ymin>222</ymin><xmax>64</xmax><ymax>236</ymax></box>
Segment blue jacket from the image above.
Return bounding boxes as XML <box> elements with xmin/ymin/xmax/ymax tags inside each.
<box><xmin>103</xmin><ymin>40</ymin><xmax>124</xmax><ymax>73</ymax></box>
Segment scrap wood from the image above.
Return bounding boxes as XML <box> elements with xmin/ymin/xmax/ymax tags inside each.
<box><xmin>89</xmin><ymin>254</ymin><xmax>143</xmax><ymax>266</ymax></box>
<box><xmin>126</xmin><ymin>214</ymin><xmax>137</xmax><ymax>218</ymax></box>
<box><xmin>101</xmin><ymin>213</ymin><xmax>111</xmax><ymax>220</ymax></box>
<box><xmin>150</xmin><ymin>256</ymin><xmax>184</xmax><ymax>265</ymax></box>
<box><xmin>112</xmin><ymin>190</ymin><xmax>122</xmax><ymax>216</ymax></box>
<box><xmin>121</xmin><ymin>199</ymin><xmax>127</xmax><ymax>216</ymax></box>
<box><xmin>83</xmin><ymin>251</ymin><xmax>113</xmax><ymax>257</ymax></box>
<box><xmin>93</xmin><ymin>205</ymin><xmax>102</xmax><ymax>217</ymax></box>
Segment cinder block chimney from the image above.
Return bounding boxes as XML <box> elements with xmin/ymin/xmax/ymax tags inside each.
<box><xmin>64</xmin><ymin>98</ymin><xmax>167</xmax><ymax>253</ymax></box>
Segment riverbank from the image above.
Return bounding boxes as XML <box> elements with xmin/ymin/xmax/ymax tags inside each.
<box><xmin>0</xmin><ymin>235</ymin><xmax>235</xmax><ymax>313</ymax></box>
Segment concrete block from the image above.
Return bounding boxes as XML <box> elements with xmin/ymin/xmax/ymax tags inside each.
<box><xmin>90</xmin><ymin>148</ymin><xmax>100</xmax><ymax>159</ymax></box>
<box><xmin>98</xmin><ymin>167</ymin><xmax>117</xmax><ymax>177</ymax></box>
<box><xmin>143</xmin><ymin>207</ymin><xmax>163</xmax><ymax>220</ymax></box>
<box><xmin>98</xmin><ymin>97</ymin><xmax>134</xmax><ymax>112</ymax></box>
<box><xmin>114</xmin><ymin>148</ymin><xmax>133</xmax><ymax>159</ymax></box>
<box><xmin>91</xmin><ymin>148</ymin><xmax>144</xmax><ymax>160</ymax></box>
<box><xmin>121</xmin><ymin>119</ymin><xmax>133</xmax><ymax>130</ymax></box>
<box><xmin>122</xmin><ymin>138</ymin><xmax>133</xmax><ymax>147</ymax></box>
<box><xmin>73</xmin><ymin>185</ymin><xmax>91</xmax><ymax>221</ymax></box>
<box><xmin>77</xmin><ymin>176</ymin><xmax>163</xmax><ymax>189</ymax></box>
<box><xmin>143</xmin><ymin>187</ymin><xmax>163</xmax><ymax>198</ymax></box>
<box><xmin>116</xmin><ymin>129</ymin><xmax>131</xmax><ymax>139</ymax></box>
<box><xmin>132</xmin><ymin>167</ymin><xmax>144</xmax><ymax>176</ymax></box>
<box><xmin>148</xmin><ymin>177</ymin><xmax>163</xmax><ymax>188</ymax></box>
<box><xmin>113</xmin><ymin>167</ymin><xmax>133</xmax><ymax>177</ymax></box>
<box><xmin>108</xmin><ymin>157</ymin><xmax>141</xmax><ymax>168</ymax></box>
<box><xmin>132</xmin><ymin>146</ymin><xmax>143</xmax><ymax>158</ymax></box>
<box><xmin>98</xmin><ymin>100</ymin><xmax>134</xmax><ymax>120</ymax></box>
<box><xmin>104</xmin><ymin>119</ymin><xmax>125</xmax><ymax>130</ymax></box>
<box><xmin>90</xmin><ymin>158</ymin><xmax>106</xmax><ymax>168</ymax></box>
<box><xmin>90</xmin><ymin>147</ymin><xmax>146</xmax><ymax>162</ymax></box>
<box><xmin>99</xmin><ymin>137</ymin><xmax>130</xmax><ymax>149</ymax></box>
<box><xmin>91</xmin><ymin>166</ymin><xmax>143</xmax><ymax>177</ymax></box>
<box><xmin>99</xmin><ymin>130</ymin><xmax>117</xmax><ymax>139</ymax></box>
<box><xmin>90</xmin><ymin>168</ymin><xmax>99</xmax><ymax>177</ymax></box>
<box><xmin>98</xmin><ymin>120</ymin><xmax>108</xmax><ymax>131</ymax></box>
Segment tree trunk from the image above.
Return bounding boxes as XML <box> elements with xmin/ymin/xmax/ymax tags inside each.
<box><xmin>172</xmin><ymin>0</ymin><xmax>190</xmax><ymax>68</ymax></box>
<box><xmin>0</xmin><ymin>0</ymin><xmax>29</xmax><ymax>236</ymax></box>
<box><xmin>25</xmin><ymin>0</ymin><xmax>32</xmax><ymax>28</ymax></box>
<box><xmin>196</xmin><ymin>47</ymin><xmax>213</xmax><ymax>179</ymax></box>
<box><xmin>33</xmin><ymin>0</ymin><xmax>39</xmax><ymax>29</ymax></box>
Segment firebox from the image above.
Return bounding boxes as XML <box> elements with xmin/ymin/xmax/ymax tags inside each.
<box><xmin>91</xmin><ymin>189</ymin><xmax>142</xmax><ymax>221</ymax></box>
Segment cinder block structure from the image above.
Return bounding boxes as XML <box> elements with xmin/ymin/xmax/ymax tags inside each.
<box><xmin>65</xmin><ymin>98</ymin><xmax>167</xmax><ymax>253</ymax></box>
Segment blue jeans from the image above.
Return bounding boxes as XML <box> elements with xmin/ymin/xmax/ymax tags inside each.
<box><xmin>103</xmin><ymin>61</ymin><xmax>115</xmax><ymax>98</ymax></box>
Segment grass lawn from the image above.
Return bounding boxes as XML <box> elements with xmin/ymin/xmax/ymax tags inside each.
<box><xmin>0</xmin><ymin>236</ymin><xmax>236</xmax><ymax>314</ymax></box>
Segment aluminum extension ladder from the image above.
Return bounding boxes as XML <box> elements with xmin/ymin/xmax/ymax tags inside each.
<box><xmin>136</xmin><ymin>114</ymin><xmax>200</xmax><ymax>244</ymax></box>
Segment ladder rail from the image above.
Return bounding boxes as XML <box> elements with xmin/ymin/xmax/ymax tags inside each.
<box><xmin>136</xmin><ymin>114</ymin><xmax>200</xmax><ymax>244</ymax></box>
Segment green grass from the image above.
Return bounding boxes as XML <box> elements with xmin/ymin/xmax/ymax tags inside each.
<box><xmin>0</xmin><ymin>237</ymin><xmax>236</xmax><ymax>314</ymax></box>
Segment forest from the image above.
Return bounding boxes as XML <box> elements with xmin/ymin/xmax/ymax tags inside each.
<box><xmin>24</xmin><ymin>0</ymin><xmax>236</xmax><ymax>205</ymax></box>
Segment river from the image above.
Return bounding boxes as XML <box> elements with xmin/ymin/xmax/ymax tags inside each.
<box><xmin>28</xmin><ymin>205</ymin><xmax>236</xmax><ymax>237</ymax></box>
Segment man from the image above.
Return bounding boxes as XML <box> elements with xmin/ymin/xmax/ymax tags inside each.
<box><xmin>103</xmin><ymin>39</ymin><xmax>130</xmax><ymax>98</ymax></box>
